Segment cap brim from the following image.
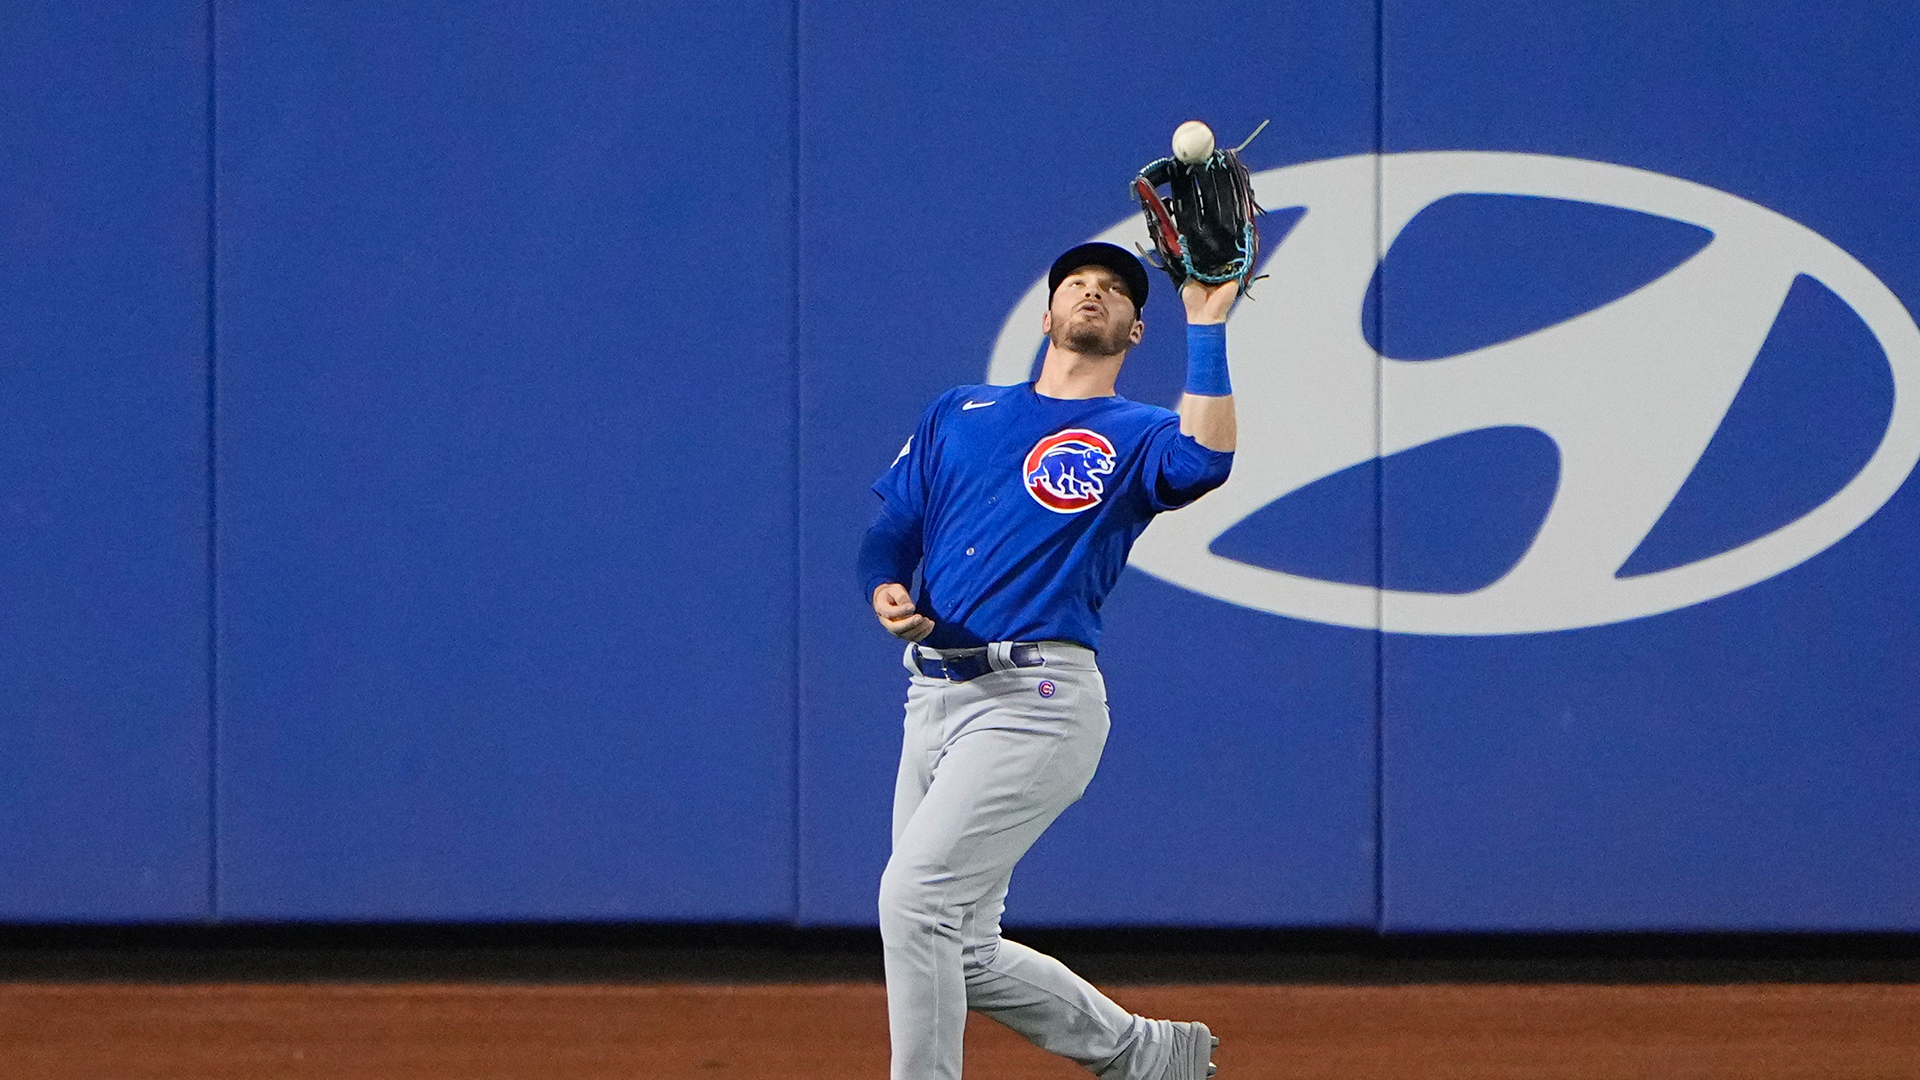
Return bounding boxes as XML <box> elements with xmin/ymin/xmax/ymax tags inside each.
<box><xmin>1048</xmin><ymin>242</ymin><xmax>1150</xmax><ymax>311</ymax></box>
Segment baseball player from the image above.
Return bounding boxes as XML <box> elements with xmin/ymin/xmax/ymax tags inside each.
<box><xmin>858</xmin><ymin>240</ymin><xmax>1238</xmax><ymax>1080</ymax></box>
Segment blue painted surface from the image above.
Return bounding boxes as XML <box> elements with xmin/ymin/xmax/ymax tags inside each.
<box><xmin>213</xmin><ymin>2</ymin><xmax>798</xmax><ymax>919</ymax></box>
<box><xmin>1379</xmin><ymin>427</ymin><xmax>1560</xmax><ymax>595</ymax></box>
<box><xmin>0</xmin><ymin>0</ymin><xmax>211</xmax><ymax>919</ymax></box>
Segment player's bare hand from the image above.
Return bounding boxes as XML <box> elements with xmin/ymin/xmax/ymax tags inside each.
<box><xmin>1181</xmin><ymin>279</ymin><xmax>1238</xmax><ymax>325</ymax></box>
<box><xmin>873</xmin><ymin>583</ymin><xmax>936</xmax><ymax>642</ymax></box>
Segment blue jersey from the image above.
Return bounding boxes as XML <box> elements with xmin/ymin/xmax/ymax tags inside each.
<box><xmin>866</xmin><ymin>382</ymin><xmax>1232</xmax><ymax>651</ymax></box>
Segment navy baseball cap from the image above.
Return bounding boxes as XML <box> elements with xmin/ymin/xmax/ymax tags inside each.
<box><xmin>1049</xmin><ymin>242</ymin><xmax>1150</xmax><ymax>311</ymax></box>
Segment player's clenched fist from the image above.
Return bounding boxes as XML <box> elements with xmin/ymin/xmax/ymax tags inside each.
<box><xmin>871</xmin><ymin>583</ymin><xmax>935</xmax><ymax>643</ymax></box>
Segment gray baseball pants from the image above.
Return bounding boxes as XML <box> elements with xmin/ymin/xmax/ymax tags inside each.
<box><xmin>880</xmin><ymin>641</ymin><xmax>1186</xmax><ymax>1080</ymax></box>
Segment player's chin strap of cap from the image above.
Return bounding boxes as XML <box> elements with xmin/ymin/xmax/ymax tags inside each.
<box><xmin>912</xmin><ymin>642</ymin><xmax>1045</xmax><ymax>682</ymax></box>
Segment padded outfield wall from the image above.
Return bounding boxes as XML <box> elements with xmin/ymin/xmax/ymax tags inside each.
<box><xmin>3</xmin><ymin>0</ymin><xmax>1917</xmax><ymax>930</ymax></box>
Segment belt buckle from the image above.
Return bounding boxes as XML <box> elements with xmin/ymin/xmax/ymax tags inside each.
<box><xmin>919</xmin><ymin>646</ymin><xmax>990</xmax><ymax>682</ymax></box>
<box><xmin>913</xmin><ymin>648</ymin><xmax>945</xmax><ymax>680</ymax></box>
<box><xmin>914</xmin><ymin>647</ymin><xmax>960</xmax><ymax>681</ymax></box>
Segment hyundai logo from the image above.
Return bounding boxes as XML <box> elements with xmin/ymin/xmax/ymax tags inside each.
<box><xmin>989</xmin><ymin>153</ymin><xmax>1920</xmax><ymax>634</ymax></box>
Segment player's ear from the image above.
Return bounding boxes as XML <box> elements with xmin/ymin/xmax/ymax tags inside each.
<box><xmin>1128</xmin><ymin>317</ymin><xmax>1143</xmax><ymax>345</ymax></box>
<box><xmin>1041</xmin><ymin>309</ymin><xmax>1053</xmax><ymax>334</ymax></box>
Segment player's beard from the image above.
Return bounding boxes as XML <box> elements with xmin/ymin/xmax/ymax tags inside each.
<box><xmin>1050</xmin><ymin>313</ymin><xmax>1133</xmax><ymax>357</ymax></box>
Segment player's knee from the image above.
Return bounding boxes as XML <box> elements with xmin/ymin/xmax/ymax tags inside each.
<box><xmin>961</xmin><ymin>935</ymin><xmax>1000</xmax><ymax>974</ymax></box>
<box><xmin>877</xmin><ymin>859</ymin><xmax>949</xmax><ymax>938</ymax></box>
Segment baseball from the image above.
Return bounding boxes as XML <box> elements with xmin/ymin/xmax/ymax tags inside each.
<box><xmin>1172</xmin><ymin>120</ymin><xmax>1214</xmax><ymax>164</ymax></box>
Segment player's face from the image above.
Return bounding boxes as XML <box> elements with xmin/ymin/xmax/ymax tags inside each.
<box><xmin>1043</xmin><ymin>266</ymin><xmax>1143</xmax><ymax>357</ymax></box>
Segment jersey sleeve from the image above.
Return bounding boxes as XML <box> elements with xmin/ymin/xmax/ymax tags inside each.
<box><xmin>870</xmin><ymin>388</ymin><xmax>953</xmax><ymax>524</ymax></box>
<box><xmin>856</xmin><ymin>504</ymin><xmax>924</xmax><ymax>601</ymax></box>
<box><xmin>1140</xmin><ymin>413</ymin><xmax>1235</xmax><ymax>512</ymax></box>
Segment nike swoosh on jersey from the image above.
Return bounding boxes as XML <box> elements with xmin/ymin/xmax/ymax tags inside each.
<box><xmin>961</xmin><ymin>400</ymin><xmax>996</xmax><ymax>410</ymax></box>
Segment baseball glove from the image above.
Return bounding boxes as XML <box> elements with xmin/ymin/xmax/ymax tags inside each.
<box><xmin>1132</xmin><ymin>121</ymin><xmax>1267</xmax><ymax>293</ymax></box>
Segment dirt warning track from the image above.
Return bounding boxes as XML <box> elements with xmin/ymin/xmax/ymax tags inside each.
<box><xmin>2</xmin><ymin>981</ymin><xmax>1916</xmax><ymax>1079</ymax></box>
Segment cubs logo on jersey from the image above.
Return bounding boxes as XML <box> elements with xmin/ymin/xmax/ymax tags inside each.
<box><xmin>1024</xmin><ymin>428</ymin><xmax>1117</xmax><ymax>513</ymax></box>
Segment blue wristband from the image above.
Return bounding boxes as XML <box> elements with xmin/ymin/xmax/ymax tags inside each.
<box><xmin>1185</xmin><ymin>322</ymin><xmax>1231</xmax><ymax>396</ymax></box>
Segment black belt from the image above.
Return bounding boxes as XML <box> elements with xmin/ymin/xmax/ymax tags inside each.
<box><xmin>913</xmin><ymin>643</ymin><xmax>1044</xmax><ymax>682</ymax></box>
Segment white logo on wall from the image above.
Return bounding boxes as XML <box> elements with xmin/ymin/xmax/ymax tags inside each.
<box><xmin>988</xmin><ymin>153</ymin><xmax>1920</xmax><ymax>635</ymax></box>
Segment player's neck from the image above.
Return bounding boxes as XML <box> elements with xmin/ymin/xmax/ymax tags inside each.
<box><xmin>1033</xmin><ymin>345</ymin><xmax>1123</xmax><ymax>399</ymax></box>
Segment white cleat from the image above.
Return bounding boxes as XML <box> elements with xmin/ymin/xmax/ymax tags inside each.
<box><xmin>1167</xmin><ymin>1020</ymin><xmax>1218</xmax><ymax>1079</ymax></box>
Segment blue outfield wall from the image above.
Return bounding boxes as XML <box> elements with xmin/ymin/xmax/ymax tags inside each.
<box><xmin>2</xmin><ymin>0</ymin><xmax>1917</xmax><ymax>929</ymax></box>
<box><xmin>213</xmin><ymin>1</ymin><xmax>800</xmax><ymax>920</ymax></box>
<box><xmin>0</xmin><ymin>0</ymin><xmax>212</xmax><ymax>920</ymax></box>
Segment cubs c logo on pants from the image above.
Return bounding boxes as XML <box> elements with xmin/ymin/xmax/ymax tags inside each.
<box><xmin>1024</xmin><ymin>429</ymin><xmax>1117</xmax><ymax>513</ymax></box>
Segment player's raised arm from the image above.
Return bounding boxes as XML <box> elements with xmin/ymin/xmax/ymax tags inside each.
<box><xmin>1178</xmin><ymin>278</ymin><xmax>1238</xmax><ymax>452</ymax></box>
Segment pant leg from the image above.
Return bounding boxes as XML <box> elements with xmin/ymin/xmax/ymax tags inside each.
<box><xmin>891</xmin><ymin>655</ymin><xmax>941</xmax><ymax>849</ymax></box>
<box><xmin>952</xmin><ymin>719</ymin><xmax>1180</xmax><ymax>1080</ymax></box>
<box><xmin>962</xmin><ymin>909</ymin><xmax>1152</xmax><ymax>1077</ymax></box>
<box><xmin>879</xmin><ymin>657</ymin><xmax>1110</xmax><ymax>1080</ymax></box>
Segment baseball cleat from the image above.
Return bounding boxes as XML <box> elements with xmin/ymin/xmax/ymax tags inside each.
<box><xmin>1167</xmin><ymin>1020</ymin><xmax>1217</xmax><ymax>1079</ymax></box>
